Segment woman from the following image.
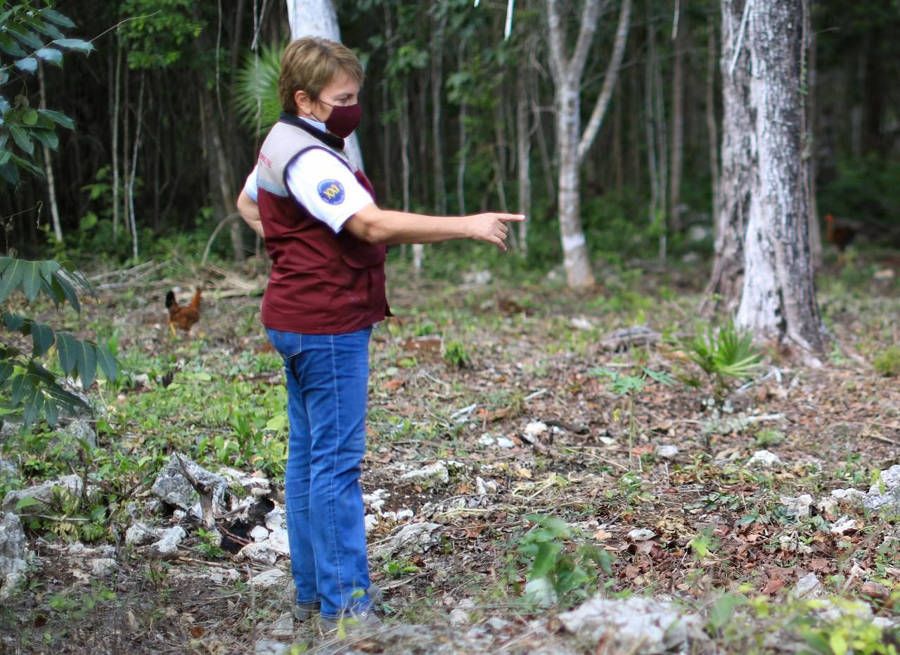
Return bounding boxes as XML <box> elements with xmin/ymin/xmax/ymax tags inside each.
<box><xmin>236</xmin><ymin>36</ymin><xmax>522</xmax><ymax>630</ymax></box>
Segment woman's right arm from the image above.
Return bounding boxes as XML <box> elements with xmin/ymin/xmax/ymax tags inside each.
<box><xmin>344</xmin><ymin>204</ymin><xmax>524</xmax><ymax>252</ymax></box>
<box><xmin>236</xmin><ymin>190</ymin><xmax>265</xmax><ymax>238</ymax></box>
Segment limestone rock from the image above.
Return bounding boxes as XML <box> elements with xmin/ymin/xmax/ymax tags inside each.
<box><xmin>151</xmin><ymin>455</ymin><xmax>228</xmax><ymax>519</ymax></box>
<box><xmin>560</xmin><ymin>595</ymin><xmax>704</xmax><ymax>654</ymax></box>
<box><xmin>372</xmin><ymin>522</ymin><xmax>442</xmax><ymax>560</ymax></box>
<box><xmin>0</xmin><ymin>512</ymin><xmax>28</xmax><ymax>600</ymax></box>
<box><xmin>864</xmin><ymin>465</ymin><xmax>900</xmax><ymax>512</ymax></box>
<box><xmin>147</xmin><ymin>526</ymin><xmax>186</xmax><ymax>559</ymax></box>
<box><xmin>747</xmin><ymin>450</ymin><xmax>782</xmax><ymax>468</ymax></box>
<box><xmin>2</xmin><ymin>474</ymin><xmax>83</xmax><ymax>513</ymax></box>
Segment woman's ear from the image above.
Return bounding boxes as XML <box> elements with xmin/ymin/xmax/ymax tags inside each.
<box><xmin>294</xmin><ymin>89</ymin><xmax>312</xmax><ymax>116</ymax></box>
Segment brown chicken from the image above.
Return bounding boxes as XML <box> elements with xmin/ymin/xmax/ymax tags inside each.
<box><xmin>165</xmin><ymin>288</ymin><xmax>202</xmax><ymax>335</ymax></box>
<box><xmin>824</xmin><ymin>214</ymin><xmax>856</xmax><ymax>252</ymax></box>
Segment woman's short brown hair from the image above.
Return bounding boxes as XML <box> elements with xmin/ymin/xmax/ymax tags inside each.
<box><xmin>278</xmin><ymin>37</ymin><xmax>364</xmax><ymax>113</ymax></box>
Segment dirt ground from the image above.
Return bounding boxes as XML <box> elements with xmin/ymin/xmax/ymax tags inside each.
<box><xmin>1</xmin><ymin>259</ymin><xmax>897</xmax><ymax>654</ymax></box>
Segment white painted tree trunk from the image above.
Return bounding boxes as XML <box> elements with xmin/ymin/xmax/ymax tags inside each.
<box><xmin>735</xmin><ymin>0</ymin><xmax>825</xmax><ymax>353</ymax></box>
<box><xmin>704</xmin><ymin>0</ymin><xmax>755</xmax><ymax>312</ymax></box>
<box><xmin>286</xmin><ymin>0</ymin><xmax>363</xmax><ymax>170</ymax></box>
<box><xmin>546</xmin><ymin>0</ymin><xmax>631</xmax><ymax>289</ymax></box>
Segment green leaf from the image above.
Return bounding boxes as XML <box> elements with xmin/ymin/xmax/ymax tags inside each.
<box><xmin>56</xmin><ymin>332</ymin><xmax>79</xmax><ymax>376</ymax></box>
<box><xmin>22</xmin><ymin>386</ymin><xmax>43</xmax><ymax>427</ymax></box>
<box><xmin>51</xmin><ymin>271</ymin><xmax>80</xmax><ymax>312</ymax></box>
<box><xmin>52</xmin><ymin>38</ymin><xmax>94</xmax><ymax>54</ymax></box>
<box><xmin>0</xmin><ymin>33</ymin><xmax>27</xmax><ymax>57</ymax></box>
<box><xmin>21</xmin><ymin>109</ymin><xmax>39</xmax><ymax>126</ymax></box>
<box><xmin>77</xmin><ymin>341</ymin><xmax>97</xmax><ymax>389</ymax></box>
<box><xmin>21</xmin><ymin>260</ymin><xmax>41</xmax><ymax>301</ymax></box>
<box><xmin>31</xmin><ymin>322</ymin><xmax>54</xmax><ymax>357</ymax></box>
<box><xmin>14</xmin><ymin>496</ymin><xmax>41</xmax><ymax>512</ymax></box>
<box><xmin>41</xmin><ymin>8</ymin><xmax>76</xmax><ymax>29</ymax></box>
<box><xmin>8</xmin><ymin>28</ymin><xmax>43</xmax><ymax>50</ymax></box>
<box><xmin>0</xmin><ymin>258</ymin><xmax>25</xmax><ymax>303</ymax></box>
<box><xmin>96</xmin><ymin>345</ymin><xmax>117</xmax><ymax>381</ymax></box>
<box><xmin>34</xmin><ymin>47</ymin><xmax>63</xmax><ymax>66</ymax></box>
<box><xmin>8</xmin><ymin>124</ymin><xmax>34</xmax><ymax>155</ymax></box>
<box><xmin>38</xmin><ymin>109</ymin><xmax>74</xmax><ymax>130</ymax></box>
<box><xmin>829</xmin><ymin>632</ymin><xmax>848</xmax><ymax>655</ymax></box>
<box><xmin>30</xmin><ymin>129</ymin><xmax>59</xmax><ymax>151</ymax></box>
<box><xmin>0</xmin><ymin>361</ymin><xmax>13</xmax><ymax>385</ymax></box>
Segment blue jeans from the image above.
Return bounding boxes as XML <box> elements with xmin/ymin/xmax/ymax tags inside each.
<box><xmin>266</xmin><ymin>326</ymin><xmax>373</xmax><ymax>620</ymax></box>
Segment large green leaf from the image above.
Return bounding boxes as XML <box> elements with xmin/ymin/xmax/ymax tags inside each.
<box><xmin>31</xmin><ymin>322</ymin><xmax>54</xmax><ymax>357</ymax></box>
<box><xmin>38</xmin><ymin>109</ymin><xmax>74</xmax><ymax>130</ymax></box>
<box><xmin>20</xmin><ymin>260</ymin><xmax>41</xmax><ymax>301</ymax></box>
<box><xmin>55</xmin><ymin>332</ymin><xmax>79</xmax><ymax>376</ymax></box>
<box><xmin>0</xmin><ymin>257</ymin><xmax>24</xmax><ymax>303</ymax></box>
<box><xmin>51</xmin><ymin>38</ymin><xmax>93</xmax><ymax>54</ymax></box>
<box><xmin>78</xmin><ymin>341</ymin><xmax>97</xmax><ymax>389</ymax></box>
<box><xmin>41</xmin><ymin>8</ymin><xmax>76</xmax><ymax>29</ymax></box>
<box><xmin>96</xmin><ymin>344</ymin><xmax>118</xmax><ymax>381</ymax></box>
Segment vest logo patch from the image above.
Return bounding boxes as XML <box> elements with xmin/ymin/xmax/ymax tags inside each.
<box><xmin>317</xmin><ymin>179</ymin><xmax>345</xmax><ymax>205</ymax></box>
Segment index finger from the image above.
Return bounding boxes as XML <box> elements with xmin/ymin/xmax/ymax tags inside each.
<box><xmin>498</xmin><ymin>214</ymin><xmax>526</xmax><ymax>223</ymax></box>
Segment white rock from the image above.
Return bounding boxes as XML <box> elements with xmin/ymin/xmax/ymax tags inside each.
<box><xmin>747</xmin><ymin>450</ymin><xmax>782</xmax><ymax>468</ymax></box>
<box><xmin>90</xmin><ymin>558</ymin><xmax>118</xmax><ymax>577</ymax></box>
<box><xmin>476</xmin><ymin>477</ymin><xmax>498</xmax><ymax>496</ymax></box>
<box><xmin>524</xmin><ymin>577</ymin><xmax>557</xmax><ymax>608</ymax></box>
<box><xmin>266</xmin><ymin>527</ymin><xmax>290</xmax><ymax>555</ymax></box>
<box><xmin>2</xmin><ymin>474</ymin><xmax>84</xmax><ymax>513</ymax></box>
<box><xmin>462</xmin><ymin>270</ymin><xmax>492</xmax><ymax>286</ymax></box>
<box><xmin>363</xmin><ymin>489</ymin><xmax>390</xmax><ymax>514</ymax></box>
<box><xmin>656</xmin><ymin>445</ymin><xmax>679</xmax><ymax>459</ymax></box>
<box><xmin>268</xmin><ymin>612</ymin><xmax>293</xmax><ymax>640</ymax></box>
<box><xmin>148</xmin><ymin>526</ymin><xmax>186</xmax><ymax>559</ymax></box>
<box><xmin>778</xmin><ymin>532</ymin><xmax>812</xmax><ymax>554</ymax></box>
<box><xmin>864</xmin><ymin>464</ymin><xmax>900</xmax><ymax>512</ymax></box>
<box><xmin>364</xmin><ymin>514</ymin><xmax>378</xmax><ymax>533</ymax></box>
<box><xmin>399</xmin><ymin>462</ymin><xmax>449</xmax><ymax>487</ymax></box>
<box><xmin>599</xmin><ymin>437</ymin><xmax>617</xmax><ymax>446</ymax></box>
<box><xmin>495</xmin><ymin>437</ymin><xmax>515</xmax><ymax>449</ymax></box>
<box><xmin>0</xmin><ymin>512</ymin><xmax>28</xmax><ymax>601</ymax></box>
<box><xmin>560</xmin><ymin>595</ymin><xmax>703</xmax><ymax>654</ymax></box>
<box><xmin>449</xmin><ymin>608</ymin><xmax>470</xmax><ymax>626</ymax></box>
<box><xmin>571</xmin><ymin>317</ymin><xmax>594</xmax><ymax>331</ymax></box>
<box><xmin>524</xmin><ymin>421</ymin><xmax>549</xmax><ymax>439</ymax></box>
<box><xmin>792</xmin><ymin>573</ymin><xmax>823</xmax><ymax>599</ymax></box>
<box><xmin>250</xmin><ymin>525</ymin><xmax>270</xmax><ymax>542</ymax></box>
<box><xmin>265</xmin><ymin>507</ymin><xmax>286</xmax><ymax>532</ymax></box>
<box><xmin>249</xmin><ymin>568</ymin><xmax>287</xmax><ymax>589</ymax></box>
<box><xmin>780</xmin><ymin>494</ymin><xmax>814</xmax><ymax>520</ymax></box>
<box><xmin>125</xmin><ymin>522</ymin><xmax>162</xmax><ymax>546</ymax></box>
<box><xmin>238</xmin><ymin>541</ymin><xmax>281</xmax><ymax>566</ymax></box>
<box><xmin>151</xmin><ymin>454</ymin><xmax>228</xmax><ymax>515</ymax></box>
<box><xmin>372</xmin><ymin>522</ymin><xmax>442</xmax><ymax>560</ymax></box>
<box><xmin>829</xmin><ymin>516</ymin><xmax>858</xmax><ymax>535</ymax></box>
<box><xmin>628</xmin><ymin>529</ymin><xmax>656</xmax><ymax>542</ymax></box>
<box><xmin>830</xmin><ymin>488</ymin><xmax>867</xmax><ymax>504</ymax></box>
<box><xmin>254</xmin><ymin>638</ymin><xmax>290</xmax><ymax>655</ymax></box>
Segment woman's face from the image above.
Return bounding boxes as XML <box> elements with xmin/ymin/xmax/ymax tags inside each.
<box><xmin>295</xmin><ymin>73</ymin><xmax>360</xmax><ymax>121</ymax></box>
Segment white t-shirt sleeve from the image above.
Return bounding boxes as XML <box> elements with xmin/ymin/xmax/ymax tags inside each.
<box><xmin>242</xmin><ymin>165</ymin><xmax>259</xmax><ymax>202</ymax></box>
<box><xmin>285</xmin><ymin>149</ymin><xmax>373</xmax><ymax>233</ymax></box>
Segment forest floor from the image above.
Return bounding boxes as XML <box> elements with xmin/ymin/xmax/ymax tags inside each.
<box><xmin>1</xmin><ymin>252</ymin><xmax>898</xmax><ymax>654</ymax></box>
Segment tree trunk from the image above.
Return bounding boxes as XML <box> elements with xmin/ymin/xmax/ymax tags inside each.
<box><xmin>286</xmin><ymin>0</ymin><xmax>364</xmax><ymax>170</ymax></box>
<box><xmin>111</xmin><ymin>42</ymin><xmax>122</xmax><ymax>239</ymax></box>
<box><xmin>704</xmin><ymin>0</ymin><xmax>754</xmax><ymax>313</ymax></box>
<box><xmin>127</xmin><ymin>73</ymin><xmax>145</xmax><ymax>261</ymax></box>
<box><xmin>669</xmin><ymin>3</ymin><xmax>685</xmax><ymax>233</ymax></box>
<box><xmin>516</xmin><ymin>65</ymin><xmax>532</xmax><ymax>255</ymax></box>
<box><xmin>546</xmin><ymin>0</ymin><xmax>631</xmax><ymax>289</ymax></box>
<box><xmin>705</xmin><ymin>20</ymin><xmax>720</xmax><ymax>225</ymax></box>
<box><xmin>804</xmin><ymin>0</ymin><xmax>822</xmax><ymax>269</ymax></box>
<box><xmin>735</xmin><ymin>0</ymin><xmax>825</xmax><ymax>353</ymax></box>
<box><xmin>431</xmin><ymin>8</ymin><xmax>447</xmax><ymax>215</ymax></box>
<box><xmin>38</xmin><ymin>64</ymin><xmax>62</xmax><ymax>242</ymax></box>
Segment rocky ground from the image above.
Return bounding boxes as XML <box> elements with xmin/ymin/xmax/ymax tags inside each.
<box><xmin>1</xmin><ymin>261</ymin><xmax>898</xmax><ymax>654</ymax></box>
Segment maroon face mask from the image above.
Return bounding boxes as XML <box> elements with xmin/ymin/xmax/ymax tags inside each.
<box><xmin>322</xmin><ymin>103</ymin><xmax>361</xmax><ymax>138</ymax></box>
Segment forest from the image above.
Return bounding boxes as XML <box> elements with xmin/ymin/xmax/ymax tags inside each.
<box><xmin>0</xmin><ymin>0</ymin><xmax>898</xmax><ymax>653</ymax></box>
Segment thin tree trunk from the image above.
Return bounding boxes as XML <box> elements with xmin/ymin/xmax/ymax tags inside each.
<box><xmin>111</xmin><ymin>42</ymin><xmax>122</xmax><ymax>239</ymax></box>
<box><xmin>493</xmin><ymin>99</ymin><xmax>510</xmax><ymax>215</ymax></box>
<box><xmin>516</xmin><ymin>65</ymin><xmax>532</xmax><ymax>255</ymax></box>
<box><xmin>38</xmin><ymin>64</ymin><xmax>62</xmax><ymax>242</ymax></box>
<box><xmin>128</xmin><ymin>73</ymin><xmax>145</xmax><ymax>261</ymax></box>
<box><xmin>736</xmin><ymin>0</ymin><xmax>825</xmax><ymax>354</ymax></box>
<box><xmin>613</xmin><ymin>81</ymin><xmax>624</xmax><ymax>193</ymax></box>
<box><xmin>457</xmin><ymin>100</ymin><xmax>467</xmax><ymax>216</ymax></box>
<box><xmin>669</xmin><ymin>2</ymin><xmax>685</xmax><ymax>233</ymax></box>
<box><xmin>431</xmin><ymin>7</ymin><xmax>447</xmax><ymax>215</ymax></box>
<box><xmin>652</xmin><ymin>15</ymin><xmax>669</xmax><ymax>263</ymax></box>
<box><xmin>704</xmin><ymin>0</ymin><xmax>754</xmax><ymax>313</ymax></box>
<box><xmin>705</xmin><ymin>21</ymin><xmax>720</xmax><ymax>222</ymax></box>
<box><xmin>546</xmin><ymin>0</ymin><xmax>631</xmax><ymax>288</ymax></box>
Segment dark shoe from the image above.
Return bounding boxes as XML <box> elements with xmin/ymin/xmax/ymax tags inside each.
<box><xmin>292</xmin><ymin>600</ymin><xmax>320</xmax><ymax>622</ymax></box>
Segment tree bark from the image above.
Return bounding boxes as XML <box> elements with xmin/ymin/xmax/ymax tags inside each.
<box><xmin>431</xmin><ymin>7</ymin><xmax>447</xmax><ymax>215</ymax></box>
<box><xmin>38</xmin><ymin>64</ymin><xmax>62</xmax><ymax>242</ymax></box>
<box><xmin>704</xmin><ymin>0</ymin><xmax>754</xmax><ymax>313</ymax></box>
<box><xmin>705</xmin><ymin>20</ymin><xmax>720</xmax><ymax>226</ymax></box>
<box><xmin>669</xmin><ymin>3</ymin><xmax>685</xmax><ymax>233</ymax></box>
<box><xmin>515</xmin><ymin>63</ymin><xmax>532</xmax><ymax>255</ymax></box>
<box><xmin>803</xmin><ymin>0</ymin><xmax>822</xmax><ymax>269</ymax></box>
<box><xmin>735</xmin><ymin>0</ymin><xmax>825</xmax><ymax>353</ymax></box>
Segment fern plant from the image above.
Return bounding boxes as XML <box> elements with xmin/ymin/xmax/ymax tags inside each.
<box><xmin>687</xmin><ymin>320</ymin><xmax>762</xmax><ymax>400</ymax></box>
<box><xmin>233</xmin><ymin>42</ymin><xmax>284</xmax><ymax>135</ymax></box>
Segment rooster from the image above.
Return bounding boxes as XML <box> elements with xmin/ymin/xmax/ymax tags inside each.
<box><xmin>165</xmin><ymin>288</ymin><xmax>202</xmax><ymax>335</ymax></box>
<box><xmin>824</xmin><ymin>214</ymin><xmax>856</xmax><ymax>253</ymax></box>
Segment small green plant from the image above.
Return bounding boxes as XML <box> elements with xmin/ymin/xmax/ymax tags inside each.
<box><xmin>196</xmin><ymin>528</ymin><xmax>226</xmax><ymax>559</ymax></box>
<box><xmin>383</xmin><ymin>558</ymin><xmax>419</xmax><ymax>578</ymax></box>
<box><xmin>591</xmin><ymin>367</ymin><xmax>674</xmax><ymax>463</ymax></box>
<box><xmin>686</xmin><ymin>320</ymin><xmax>762</xmax><ymax>401</ymax></box>
<box><xmin>516</xmin><ymin>514</ymin><xmax>613</xmax><ymax>609</ymax></box>
<box><xmin>755</xmin><ymin>428</ymin><xmax>785</xmax><ymax>448</ymax></box>
<box><xmin>872</xmin><ymin>345</ymin><xmax>900</xmax><ymax>377</ymax></box>
<box><xmin>443</xmin><ymin>340</ymin><xmax>471</xmax><ymax>368</ymax></box>
<box><xmin>798</xmin><ymin>599</ymin><xmax>898</xmax><ymax>655</ymax></box>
